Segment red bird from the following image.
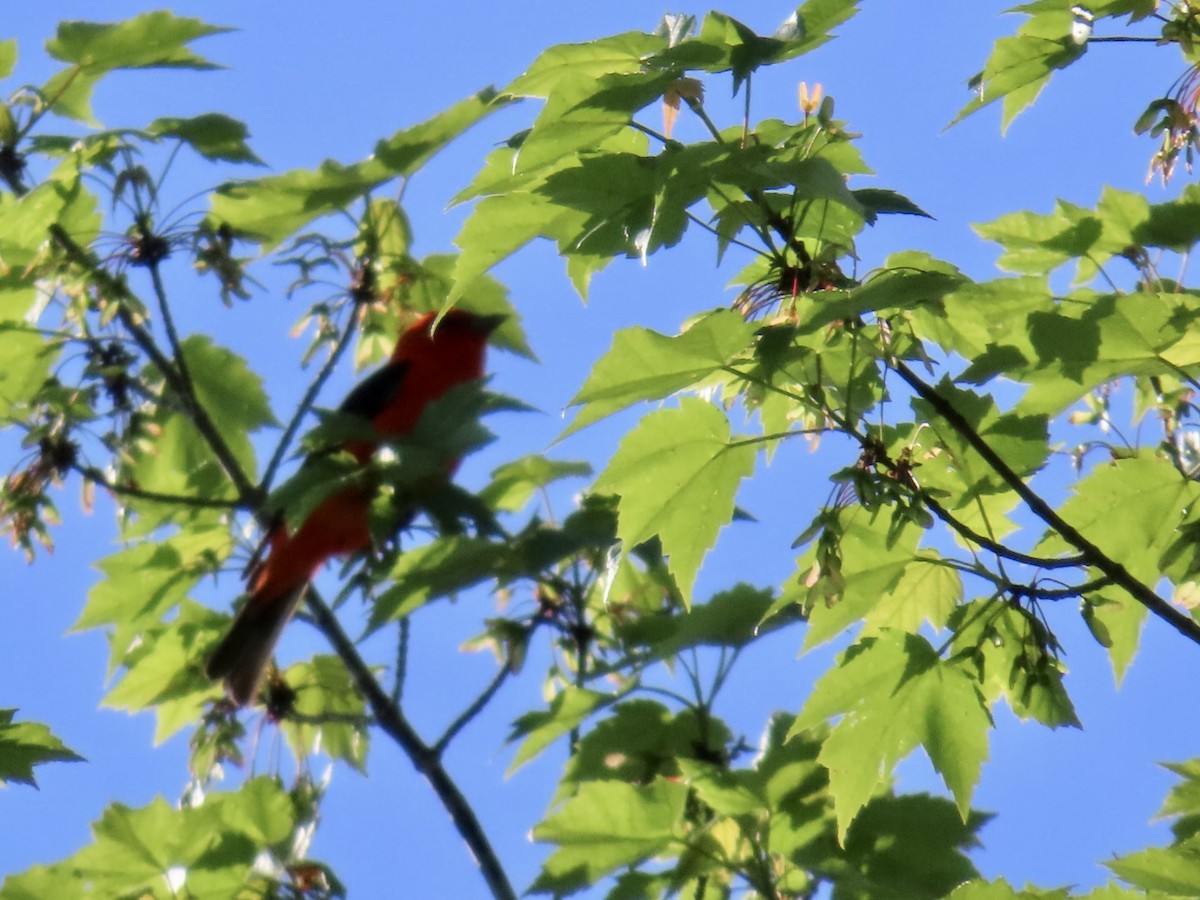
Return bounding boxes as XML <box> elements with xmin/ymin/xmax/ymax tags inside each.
<box><xmin>207</xmin><ymin>309</ymin><xmax>504</xmax><ymax>706</ymax></box>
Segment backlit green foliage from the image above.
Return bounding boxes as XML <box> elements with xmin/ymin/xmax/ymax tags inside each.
<box><xmin>4</xmin><ymin>4</ymin><xmax>1200</xmax><ymax>898</ymax></box>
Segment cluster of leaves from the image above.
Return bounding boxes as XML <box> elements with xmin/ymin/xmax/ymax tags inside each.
<box><xmin>5</xmin><ymin>3</ymin><xmax>1200</xmax><ymax>899</ymax></box>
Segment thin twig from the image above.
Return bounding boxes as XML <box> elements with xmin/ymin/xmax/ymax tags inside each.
<box><xmin>920</xmin><ymin>491</ymin><xmax>1087</xmax><ymax>570</ymax></box>
<box><xmin>1010</xmin><ymin>577</ymin><xmax>1114</xmax><ymax>601</ymax></box>
<box><xmin>261</xmin><ymin>307</ymin><xmax>361</xmax><ymax>492</ymax></box>
<box><xmin>393</xmin><ymin>615</ymin><xmax>410</xmax><ymax>706</ymax></box>
<box><xmin>433</xmin><ymin>664</ymin><xmax>512</xmax><ymax>756</ymax></box>
<box><xmin>73</xmin><ymin>463</ymin><xmax>242</xmax><ymax>509</ymax></box>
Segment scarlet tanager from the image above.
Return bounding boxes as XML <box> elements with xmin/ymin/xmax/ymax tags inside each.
<box><xmin>206</xmin><ymin>309</ymin><xmax>504</xmax><ymax>706</ymax></box>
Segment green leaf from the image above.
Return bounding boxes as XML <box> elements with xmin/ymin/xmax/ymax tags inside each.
<box><xmin>853</xmin><ymin>187</ymin><xmax>934</xmax><ymax>224</ymax></box>
<box><xmin>806</xmin><ymin>265</ymin><xmax>964</xmax><ymax>332</ymax></box>
<box><xmin>0</xmin><ymin>178</ymin><xmax>100</xmax><ymax>271</ymax></box>
<box><xmin>447</xmin><ymin>129</ymin><xmax>649</xmax><ymax>302</ymax></box>
<box><xmin>212</xmin><ymin>776</ymin><xmax>297</xmax><ymax>846</ymax></box>
<box><xmin>0</xmin><ymin>330</ymin><xmax>53</xmax><ymax>421</ymax></box>
<box><xmin>949</xmin><ymin>600</ymin><xmax>1080</xmax><ymax>728</ymax></box>
<box><xmin>974</xmin><ymin>200</ymin><xmax>1102</xmax><ymax>279</ymax></box>
<box><xmin>1038</xmin><ymin>455</ymin><xmax>1199</xmax><ymax>681</ymax></box>
<box><xmin>184</xmin><ymin>333</ymin><xmax>276</xmax><ymax>442</ymax></box>
<box><xmin>1107</xmin><ymin>835</ymin><xmax>1200</xmax><ymax>895</ymax></box>
<box><xmin>662</xmin><ymin>4</ymin><xmax>857</xmax><ymax>89</ymax></box>
<box><xmin>565</xmin><ymin>308</ymin><xmax>756</xmax><ymax>436</ymax></box>
<box><xmin>124</xmin><ymin>336</ymin><xmax>271</xmax><ymax>511</ymax></box>
<box><xmin>367</xmin><ymin>535</ymin><xmax>504</xmax><ymax>631</ymax></box>
<box><xmin>785</xmin><ymin>511</ymin><xmax>926</xmax><ymax>650</ymax></box>
<box><xmin>530</xmin><ymin>779</ymin><xmax>689</xmax><ymax>894</ymax></box>
<box><xmin>947</xmin><ymin>878</ymin><xmax>1071</xmax><ymax>899</ymax></box>
<box><xmin>909</xmin><ymin>275</ymin><xmax>1049</xmax><ymax>368</ymax></box>
<box><xmin>516</xmin><ymin>71</ymin><xmax>676</xmax><ymax>175</ymax></box>
<box><xmin>480</xmin><ymin>455</ymin><xmax>592</xmax><ymax>512</ymax></box>
<box><xmin>619</xmin><ymin>583</ymin><xmax>782</xmax><ymax>659</ymax></box>
<box><xmin>372</xmin><ymin>87</ymin><xmax>504</xmax><ymax>176</ymax></box>
<box><xmin>282</xmin><ymin>656</ymin><xmax>369</xmax><ymax>771</ymax></box>
<box><xmin>863</xmin><ymin>550</ymin><xmax>962</xmax><ymax>636</ymax></box>
<box><xmin>210</xmin><ymin>158</ymin><xmax>386</xmax><ymax>248</ymax></box>
<box><xmin>0</xmin><ymin>785</ymin><xmax>292</xmax><ymax>898</ymax></box>
<box><xmin>147</xmin><ymin>113</ymin><xmax>264</xmax><ymax>165</ymax></box>
<box><xmin>842</xmin><ymin>794</ymin><xmax>985</xmax><ymax>898</ymax></box>
<box><xmin>975</xmin><ymin>187</ymin><xmax>1184</xmax><ymax>287</ymax></box>
<box><xmin>679</xmin><ymin>758</ymin><xmax>765</xmax><ymax>816</ymax></box>
<box><xmin>557</xmin><ymin>702</ymin><xmax>731</xmax><ymax>801</ymax></box>
<box><xmin>507</xmin><ymin>32</ymin><xmax>664</xmax><ymax>99</ymax></box>
<box><xmin>75</xmin><ymin>528</ymin><xmax>229</xmax><ymax>676</ymax></box>
<box><xmin>0</xmin><ymin>710</ymin><xmax>84</xmax><ymax>787</ymax></box>
<box><xmin>509</xmin><ymin>686</ymin><xmax>618</xmax><ymax>772</ymax></box>
<box><xmin>102</xmin><ymin>603</ymin><xmax>216</xmax><ymax>743</ymax></box>
<box><xmin>791</xmin><ymin>631</ymin><xmax>992</xmax><ymax>841</ymax></box>
<box><xmin>211</xmin><ymin>89</ymin><xmax>499</xmax><ymax>247</ymax></box>
<box><xmin>785</xmin><ymin>0</ymin><xmax>862</xmax><ymax>55</ymax></box>
<box><xmin>0</xmin><ymin>39</ymin><xmax>16</xmax><ymax>80</ymax></box>
<box><xmin>46</xmin><ymin>12</ymin><xmax>230</xmax><ymax>68</ymax></box>
<box><xmin>952</xmin><ymin>9</ymin><xmax>1087</xmax><ymax>131</ymax></box>
<box><xmin>593</xmin><ymin>397</ymin><xmax>757</xmax><ymax>604</ymax></box>
<box><xmin>65</xmin><ymin>797</ymin><xmax>249</xmax><ymax>897</ymax></box>
<box><xmin>1137</xmin><ymin>183</ymin><xmax>1200</xmax><ymax>252</ymax></box>
<box><xmin>448</xmin><ymin>191</ymin><xmax>577</xmax><ymax>304</ymax></box>
<box><xmin>43</xmin><ymin>12</ymin><xmax>231</xmax><ymax>123</ymax></box>
<box><xmin>1158</xmin><ymin>759</ymin><xmax>1200</xmax><ymax>822</ymax></box>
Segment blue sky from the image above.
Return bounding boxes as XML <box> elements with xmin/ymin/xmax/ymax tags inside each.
<box><xmin>1</xmin><ymin>2</ymin><xmax>1196</xmax><ymax>896</ymax></box>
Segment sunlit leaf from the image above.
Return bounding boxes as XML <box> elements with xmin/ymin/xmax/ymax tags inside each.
<box><xmin>1037</xmin><ymin>455</ymin><xmax>1200</xmax><ymax>682</ymax></box>
<box><xmin>791</xmin><ymin>631</ymin><xmax>991</xmax><ymax>841</ymax></box>
<box><xmin>282</xmin><ymin>655</ymin><xmax>369</xmax><ymax>770</ymax></box>
<box><xmin>0</xmin><ymin>39</ymin><xmax>17</xmax><ymax>80</ymax></box>
<box><xmin>509</xmin><ymin>686</ymin><xmax>617</xmax><ymax>772</ymax></box>
<box><xmin>1106</xmin><ymin>835</ymin><xmax>1200</xmax><ymax>895</ymax></box>
<box><xmin>950</xmin><ymin>600</ymin><xmax>1080</xmax><ymax>728</ymax></box>
<box><xmin>147</xmin><ymin>113</ymin><xmax>264</xmax><ymax>165</ymax></box>
<box><xmin>212</xmin><ymin>89</ymin><xmax>500</xmax><ymax>247</ymax></box>
<box><xmin>43</xmin><ymin>12</ymin><xmax>231</xmax><ymax>123</ymax></box>
<box><xmin>0</xmin><ymin>710</ymin><xmax>83</xmax><ymax>787</ymax></box>
<box><xmin>593</xmin><ymin>397</ymin><xmax>757</xmax><ymax>604</ymax></box>
<box><xmin>530</xmin><ymin>779</ymin><xmax>688</xmax><ymax>894</ymax></box>
<box><xmin>565</xmin><ymin>308</ymin><xmax>756</xmax><ymax>436</ymax></box>
<box><xmin>951</xmin><ymin>9</ymin><xmax>1087</xmax><ymax>131</ymax></box>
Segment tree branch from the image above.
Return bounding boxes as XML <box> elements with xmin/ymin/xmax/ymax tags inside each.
<box><xmin>302</xmin><ymin>589</ymin><xmax>517</xmax><ymax>900</ymax></box>
<box><xmin>893</xmin><ymin>359</ymin><xmax>1200</xmax><ymax>646</ymax></box>
<box><xmin>53</xmin><ymin>225</ymin><xmax>517</xmax><ymax>896</ymax></box>
<box><xmin>48</xmin><ymin>225</ymin><xmax>262</xmax><ymax>508</ymax></box>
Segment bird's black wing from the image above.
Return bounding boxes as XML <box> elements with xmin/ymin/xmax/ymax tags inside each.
<box><xmin>337</xmin><ymin>359</ymin><xmax>410</xmax><ymax>421</ymax></box>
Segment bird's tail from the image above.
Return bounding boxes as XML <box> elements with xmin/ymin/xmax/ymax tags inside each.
<box><xmin>205</xmin><ymin>585</ymin><xmax>306</xmax><ymax>707</ymax></box>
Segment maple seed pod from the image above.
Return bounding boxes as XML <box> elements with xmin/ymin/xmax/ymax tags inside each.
<box><xmin>798</xmin><ymin>81</ymin><xmax>823</xmax><ymax>115</ymax></box>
